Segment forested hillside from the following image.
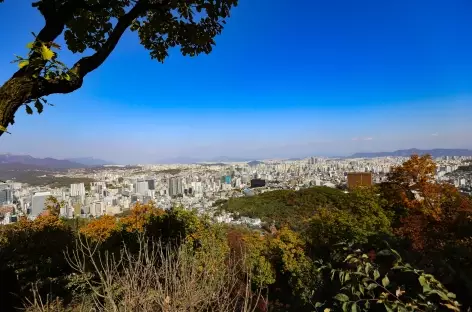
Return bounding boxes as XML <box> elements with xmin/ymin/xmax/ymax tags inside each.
<box><xmin>1</xmin><ymin>155</ymin><xmax>471</xmax><ymax>312</ymax></box>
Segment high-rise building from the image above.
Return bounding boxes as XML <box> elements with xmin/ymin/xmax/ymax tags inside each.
<box><xmin>136</xmin><ymin>180</ymin><xmax>149</xmax><ymax>195</ymax></box>
<box><xmin>168</xmin><ymin>177</ymin><xmax>183</xmax><ymax>197</ymax></box>
<box><xmin>31</xmin><ymin>192</ymin><xmax>51</xmax><ymax>217</ymax></box>
<box><xmin>146</xmin><ymin>179</ymin><xmax>155</xmax><ymax>190</ymax></box>
<box><xmin>0</xmin><ymin>183</ymin><xmax>12</xmax><ymax>205</ymax></box>
<box><xmin>70</xmin><ymin>183</ymin><xmax>86</xmax><ymax>197</ymax></box>
<box><xmin>191</xmin><ymin>181</ymin><xmax>203</xmax><ymax>195</ymax></box>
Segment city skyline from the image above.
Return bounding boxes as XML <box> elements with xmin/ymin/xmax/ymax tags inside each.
<box><xmin>0</xmin><ymin>0</ymin><xmax>471</xmax><ymax>163</ymax></box>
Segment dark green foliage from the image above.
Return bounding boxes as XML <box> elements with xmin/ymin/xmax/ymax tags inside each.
<box><xmin>216</xmin><ymin>186</ymin><xmax>348</xmax><ymax>229</ymax></box>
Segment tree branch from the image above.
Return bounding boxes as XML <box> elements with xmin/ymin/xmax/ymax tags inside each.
<box><xmin>36</xmin><ymin>0</ymin><xmax>158</xmax><ymax>96</ymax></box>
<box><xmin>72</xmin><ymin>2</ymin><xmax>146</xmax><ymax>77</ymax></box>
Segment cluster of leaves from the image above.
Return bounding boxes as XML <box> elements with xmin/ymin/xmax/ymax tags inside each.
<box><xmin>11</xmin><ymin>35</ymin><xmax>75</xmax><ymax>115</ymax></box>
<box><xmin>323</xmin><ymin>246</ymin><xmax>461</xmax><ymax>312</ymax></box>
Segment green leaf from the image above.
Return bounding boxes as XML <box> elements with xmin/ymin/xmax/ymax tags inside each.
<box><xmin>447</xmin><ymin>292</ymin><xmax>456</xmax><ymax>299</ymax></box>
<box><xmin>34</xmin><ymin>99</ymin><xmax>43</xmax><ymax>114</ymax></box>
<box><xmin>367</xmin><ymin>283</ymin><xmax>378</xmax><ymax>290</ymax></box>
<box><xmin>41</xmin><ymin>44</ymin><xmax>54</xmax><ymax>60</ymax></box>
<box><xmin>373</xmin><ymin>270</ymin><xmax>380</xmax><ymax>280</ymax></box>
<box><xmin>351</xmin><ymin>303</ymin><xmax>357</xmax><ymax>312</ymax></box>
<box><xmin>18</xmin><ymin>60</ymin><xmax>29</xmax><ymax>68</ymax></box>
<box><xmin>25</xmin><ymin>105</ymin><xmax>33</xmax><ymax>115</ymax></box>
<box><xmin>344</xmin><ymin>272</ymin><xmax>350</xmax><ymax>282</ymax></box>
<box><xmin>26</xmin><ymin>41</ymin><xmax>34</xmax><ymax>49</ymax></box>
<box><xmin>358</xmin><ymin>284</ymin><xmax>364</xmax><ymax>296</ymax></box>
<box><xmin>390</xmin><ymin>249</ymin><xmax>402</xmax><ymax>261</ymax></box>
<box><xmin>382</xmin><ymin>275</ymin><xmax>390</xmax><ymax>287</ymax></box>
<box><xmin>334</xmin><ymin>293</ymin><xmax>349</xmax><ymax>302</ymax></box>
<box><xmin>384</xmin><ymin>304</ymin><xmax>394</xmax><ymax>312</ymax></box>
<box><xmin>418</xmin><ymin>275</ymin><xmax>426</xmax><ymax>286</ymax></box>
<box><xmin>315</xmin><ymin>302</ymin><xmax>323</xmax><ymax>308</ymax></box>
<box><xmin>342</xmin><ymin>302</ymin><xmax>349</xmax><ymax>312</ymax></box>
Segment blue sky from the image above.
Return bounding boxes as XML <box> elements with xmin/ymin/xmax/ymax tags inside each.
<box><xmin>0</xmin><ymin>0</ymin><xmax>471</xmax><ymax>163</ymax></box>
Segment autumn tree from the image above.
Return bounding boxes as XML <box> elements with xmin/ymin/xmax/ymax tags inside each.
<box><xmin>0</xmin><ymin>0</ymin><xmax>238</xmax><ymax>135</ymax></box>
<box><xmin>385</xmin><ymin>154</ymin><xmax>472</xmax><ymax>250</ymax></box>
<box><xmin>45</xmin><ymin>195</ymin><xmax>66</xmax><ymax>216</ymax></box>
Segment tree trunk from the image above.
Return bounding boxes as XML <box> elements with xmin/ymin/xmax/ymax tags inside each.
<box><xmin>0</xmin><ymin>71</ymin><xmax>85</xmax><ymax>137</ymax></box>
<box><xmin>0</xmin><ymin>74</ymin><xmax>39</xmax><ymax>135</ymax></box>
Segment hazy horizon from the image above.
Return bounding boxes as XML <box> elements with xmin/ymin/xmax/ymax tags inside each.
<box><xmin>1</xmin><ymin>0</ymin><xmax>471</xmax><ymax>164</ymax></box>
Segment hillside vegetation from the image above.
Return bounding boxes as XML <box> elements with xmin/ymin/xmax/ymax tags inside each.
<box><xmin>216</xmin><ymin>187</ymin><xmax>348</xmax><ymax>228</ymax></box>
<box><xmin>1</xmin><ymin>155</ymin><xmax>472</xmax><ymax>312</ymax></box>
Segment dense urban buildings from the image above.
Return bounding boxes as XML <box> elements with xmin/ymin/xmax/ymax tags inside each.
<box><xmin>0</xmin><ymin>155</ymin><xmax>471</xmax><ymax>225</ymax></box>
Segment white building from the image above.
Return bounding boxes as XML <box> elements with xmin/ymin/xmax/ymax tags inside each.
<box><xmin>70</xmin><ymin>183</ymin><xmax>86</xmax><ymax>197</ymax></box>
<box><xmin>31</xmin><ymin>191</ymin><xmax>51</xmax><ymax>216</ymax></box>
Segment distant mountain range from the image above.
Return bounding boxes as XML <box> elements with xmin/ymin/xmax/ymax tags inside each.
<box><xmin>0</xmin><ymin>154</ymin><xmax>114</xmax><ymax>170</ymax></box>
<box><xmin>350</xmin><ymin>148</ymin><xmax>472</xmax><ymax>158</ymax></box>
<box><xmin>66</xmin><ymin>157</ymin><xmax>114</xmax><ymax>166</ymax></box>
<box><xmin>156</xmin><ymin>156</ymin><xmax>256</xmax><ymax>164</ymax></box>
<box><xmin>0</xmin><ymin>154</ymin><xmax>85</xmax><ymax>169</ymax></box>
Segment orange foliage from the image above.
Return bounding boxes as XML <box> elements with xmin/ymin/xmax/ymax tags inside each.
<box><xmin>121</xmin><ymin>202</ymin><xmax>164</xmax><ymax>233</ymax></box>
<box><xmin>80</xmin><ymin>215</ymin><xmax>118</xmax><ymax>242</ymax></box>
<box><xmin>388</xmin><ymin>154</ymin><xmax>472</xmax><ymax>250</ymax></box>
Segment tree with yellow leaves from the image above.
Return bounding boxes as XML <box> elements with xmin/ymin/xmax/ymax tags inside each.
<box><xmin>79</xmin><ymin>214</ymin><xmax>118</xmax><ymax>242</ymax></box>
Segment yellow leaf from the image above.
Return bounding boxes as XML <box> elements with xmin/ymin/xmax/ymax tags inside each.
<box><xmin>323</xmin><ymin>309</ymin><xmax>331</xmax><ymax>312</ymax></box>
<box><xmin>18</xmin><ymin>60</ymin><xmax>29</xmax><ymax>68</ymax></box>
<box><xmin>0</xmin><ymin>126</ymin><xmax>10</xmax><ymax>134</ymax></box>
<box><xmin>41</xmin><ymin>44</ymin><xmax>54</xmax><ymax>60</ymax></box>
<box><xmin>26</xmin><ymin>42</ymin><xmax>34</xmax><ymax>49</ymax></box>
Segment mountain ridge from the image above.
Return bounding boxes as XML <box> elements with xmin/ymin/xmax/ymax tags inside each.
<box><xmin>66</xmin><ymin>157</ymin><xmax>114</xmax><ymax>166</ymax></box>
<box><xmin>0</xmin><ymin>154</ymin><xmax>86</xmax><ymax>169</ymax></box>
<box><xmin>350</xmin><ymin>148</ymin><xmax>472</xmax><ymax>158</ymax></box>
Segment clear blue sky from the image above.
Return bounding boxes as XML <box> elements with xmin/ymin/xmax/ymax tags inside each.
<box><xmin>0</xmin><ymin>0</ymin><xmax>471</xmax><ymax>163</ymax></box>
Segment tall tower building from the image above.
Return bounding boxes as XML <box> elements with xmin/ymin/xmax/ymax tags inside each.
<box><xmin>168</xmin><ymin>177</ymin><xmax>183</xmax><ymax>197</ymax></box>
<box><xmin>70</xmin><ymin>183</ymin><xmax>86</xmax><ymax>197</ymax></box>
<box><xmin>136</xmin><ymin>180</ymin><xmax>149</xmax><ymax>195</ymax></box>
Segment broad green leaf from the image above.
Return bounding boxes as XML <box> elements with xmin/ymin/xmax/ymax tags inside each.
<box><xmin>315</xmin><ymin>302</ymin><xmax>323</xmax><ymax>308</ymax></box>
<box><xmin>334</xmin><ymin>293</ymin><xmax>349</xmax><ymax>302</ymax></box>
<box><xmin>344</xmin><ymin>272</ymin><xmax>350</xmax><ymax>282</ymax></box>
<box><xmin>367</xmin><ymin>283</ymin><xmax>378</xmax><ymax>290</ymax></box>
<box><xmin>342</xmin><ymin>302</ymin><xmax>349</xmax><ymax>312</ymax></box>
<box><xmin>418</xmin><ymin>275</ymin><xmax>426</xmax><ymax>286</ymax></box>
<box><xmin>382</xmin><ymin>275</ymin><xmax>390</xmax><ymax>287</ymax></box>
<box><xmin>384</xmin><ymin>304</ymin><xmax>394</xmax><ymax>312</ymax></box>
<box><xmin>447</xmin><ymin>292</ymin><xmax>456</xmax><ymax>299</ymax></box>
<box><xmin>34</xmin><ymin>99</ymin><xmax>43</xmax><ymax>114</ymax></box>
<box><xmin>358</xmin><ymin>284</ymin><xmax>364</xmax><ymax>296</ymax></box>
<box><xmin>18</xmin><ymin>60</ymin><xmax>29</xmax><ymax>68</ymax></box>
<box><xmin>25</xmin><ymin>105</ymin><xmax>33</xmax><ymax>115</ymax></box>
<box><xmin>373</xmin><ymin>269</ymin><xmax>380</xmax><ymax>280</ymax></box>
<box><xmin>351</xmin><ymin>303</ymin><xmax>357</xmax><ymax>312</ymax></box>
<box><xmin>41</xmin><ymin>44</ymin><xmax>54</xmax><ymax>60</ymax></box>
